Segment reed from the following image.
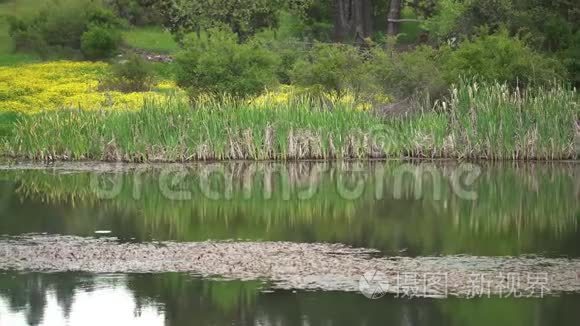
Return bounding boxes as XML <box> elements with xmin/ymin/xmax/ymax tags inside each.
<box><xmin>443</xmin><ymin>81</ymin><xmax>578</xmax><ymax>160</ymax></box>
<box><xmin>2</xmin><ymin>82</ymin><xmax>578</xmax><ymax>161</ymax></box>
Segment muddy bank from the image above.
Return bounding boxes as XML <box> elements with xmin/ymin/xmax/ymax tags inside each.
<box><xmin>1</xmin><ymin>235</ymin><xmax>579</xmax><ymax>297</ymax></box>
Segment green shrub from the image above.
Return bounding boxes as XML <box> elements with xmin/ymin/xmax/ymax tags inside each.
<box><xmin>7</xmin><ymin>0</ymin><xmax>123</xmax><ymax>59</ymax></box>
<box><xmin>7</xmin><ymin>16</ymin><xmax>49</xmax><ymax>56</ymax></box>
<box><xmin>290</xmin><ymin>43</ymin><xmax>372</xmax><ymax>95</ymax></box>
<box><xmin>421</xmin><ymin>0</ymin><xmax>469</xmax><ymax>41</ymax></box>
<box><xmin>443</xmin><ymin>29</ymin><xmax>566</xmax><ymax>86</ymax></box>
<box><xmin>107</xmin><ymin>0</ymin><xmax>164</xmax><ymax>26</ymax></box>
<box><xmin>100</xmin><ymin>54</ymin><xmax>155</xmax><ymax>92</ymax></box>
<box><xmin>370</xmin><ymin>45</ymin><xmax>447</xmax><ymax>99</ymax></box>
<box><xmin>250</xmin><ymin>29</ymin><xmax>307</xmax><ymax>84</ymax></box>
<box><xmin>175</xmin><ymin>28</ymin><xmax>279</xmax><ymax>98</ymax></box>
<box><xmin>81</xmin><ymin>24</ymin><xmax>121</xmax><ymax>60</ymax></box>
<box><xmin>274</xmin><ymin>41</ymin><xmax>307</xmax><ymax>85</ymax></box>
<box><xmin>559</xmin><ymin>31</ymin><xmax>580</xmax><ymax>87</ymax></box>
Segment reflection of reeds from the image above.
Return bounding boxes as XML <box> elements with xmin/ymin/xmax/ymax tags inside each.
<box><xmin>1</xmin><ymin>161</ymin><xmax>578</xmax><ymax>255</ymax></box>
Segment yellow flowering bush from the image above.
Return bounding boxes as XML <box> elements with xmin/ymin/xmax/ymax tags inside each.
<box><xmin>0</xmin><ymin>61</ymin><xmax>183</xmax><ymax>114</ymax></box>
<box><xmin>251</xmin><ymin>85</ymin><xmax>390</xmax><ymax>110</ymax></box>
<box><xmin>0</xmin><ymin>61</ymin><xmax>390</xmax><ymax>114</ymax></box>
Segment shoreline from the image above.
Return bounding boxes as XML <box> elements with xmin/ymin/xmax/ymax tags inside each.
<box><xmin>1</xmin><ymin>157</ymin><xmax>579</xmax><ymax>170</ymax></box>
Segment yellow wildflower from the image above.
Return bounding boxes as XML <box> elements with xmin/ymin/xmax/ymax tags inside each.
<box><xmin>0</xmin><ymin>61</ymin><xmax>182</xmax><ymax>113</ymax></box>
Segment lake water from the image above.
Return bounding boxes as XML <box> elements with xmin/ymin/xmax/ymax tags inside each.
<box><xmin>0</xmin><ymin>161</ymin><xmax>579</xmax><ymax>325</ymax></box>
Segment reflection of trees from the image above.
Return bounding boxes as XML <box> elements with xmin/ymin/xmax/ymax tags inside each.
<box><xmin>127</xmin><ymin>274</ymin><xmax>261</xmax><ymax>325</ymax></box>
<box><xmin>0</xmin><ymin>272</ymin><xmax>93</xmax><ymax>326</ymax></box>
<box><xmin>125</xmin><ymin>274</ymin><xmax>580</xmax><ymax>326</ymax></box>
<box><xmin>2</xmin><ymin>273</ymin><xmax>579</xmax><ymax>326</ymax></box>
<box><xmin>0</xmin><ymin>162</ymin><xmax>578</xmax><ymax>256</ymax></box>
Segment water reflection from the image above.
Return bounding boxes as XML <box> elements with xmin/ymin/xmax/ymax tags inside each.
<box><xmin>0</xmin><ymin>161</ymin><xmax>578</xmax><ymax>256</ymax></box>
<box><xmin>1</xmin><ymin>272</ymin><xmax>579</xmax><ymax>326</ymax></box>
<box><xmin>0</xmin><ymin>273</ymin><xmax>161</xmax><ymax>326</ymax></box>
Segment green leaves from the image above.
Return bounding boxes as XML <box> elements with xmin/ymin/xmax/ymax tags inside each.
<box><xmin>443</xmin><ymin>29</ymin><xmax>565</xmax><ymax>86</ymax></box>
<box><xmin>175</xmin><ymin>28</ymin><xmax>279</xmax><ymax>97</ymax></box>
<box><xmin>157</xmin><ymin>0</ymin><xmax>311</xmax><ymax>40</ymax></box>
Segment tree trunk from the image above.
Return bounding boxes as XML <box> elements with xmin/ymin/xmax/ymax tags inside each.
<box><xmin>387</xmin><ymin>0</ymin><xmax>402</xmax><ymax>36</ymax></box>
<box><xmin>333</xmin><ymin>0</ymin><xmax>348</xmax><ymax>41</ymax></box>
<box><xmin>362</xmin><ymin>0</ymin><xmax>373</xmax><ymax>38</ymax></box>
<box><xmin>333</xmin><ymin>0</ymin><xmax>373</xmax><ymax>42</ymax></box>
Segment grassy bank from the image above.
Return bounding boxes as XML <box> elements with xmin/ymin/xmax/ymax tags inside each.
<box><xmin>1</xmin><ymin>81</ymin><xmax>578</xmax><ymax>161</ymax></box>
<box><xmin>122</xmin><ymin>26</ymin><xmax>179</xmax><ymax>54</ymax></box>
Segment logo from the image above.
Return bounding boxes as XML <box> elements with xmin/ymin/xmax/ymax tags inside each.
<box><xmin>359</xmin><ymin>270</ymin><xmax>389</xmax><ymax>299</ymax></box>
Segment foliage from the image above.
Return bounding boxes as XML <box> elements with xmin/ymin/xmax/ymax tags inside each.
<box><xmin>0</xmin><ymin>18</ymin><xmax>12</xmax><ymax>56</ymax></box>
<box><xmin>106</xmin><ymin>0</ymin><xmax>163</xmax><ymax>26</ymax></box>
<box><xmin>421</xmin><ymin>0</ymin><xmax>469</xmax><ymax>41</ymax></box>
<box><xmin>155</xmin><ymin>0</ymin><xmax>313</xmax><ymax>40</ymax></box>
<box><xmin>263</xmin><ymin>40</ymin><xmax>305</xmax><ymax>85</ymax></box>
<box><xmin>175</xmin><ymin>28</ymin><xmax>279</xmax><ymax>98</ymax></box>
<box><xmin>81</xmin><ymin>24</ymin><xmax>122</xmax><ymax>60</ymax></box>
<box><xmin>250</xmin><ymin>27</ymin><xmax>308</xmax><ymax>84</ymax></box>
<box><xmin>290</xmin><ymin>0</ymin><xmax>333</xmax><ymax>41</ymax></box>
<box><xmin>453</xmin><ymin>0</ymin><xmax>579</xmax><ymax>43</ymax></box>
<box><xmin>443</xmin><ymin>30</ymin><xmax>566</xmax><ymax>86</ymax></box>
<box><xmin>290</xmin><ymin>42</ymin><xmax>446</xmax><ymax>100</ymax></box>
<box><xmin>291</xmin><ymin>43</ymin><xmax>372</xmax><ymax>95</ymax></box>
<box><xmin>396</xmin><ymin>6</ymin><xmax>423</xmax><ymax>44</ymax></box>
<box><xmin>7</xmin><ymin>0</ymin><xmax>123</xmax><ymax>59</ymax></box>
<box><xmin>101</xmin><ymin>54</ymin><xmax>155</xmax><ymax>92</ymax></box>
<box><xmin>424</xmin><ymin>0</ymin><xmax>579</xmax><ymax>84</ymax></box>
<box><xmin>559</xmin><ymin>31</ymin><xmax>580</xmax><ymax>86</ymax></box>
<box><xmin>0</xmin><ymin>61</ymin><xmax>181</xmax><ymax>113</ymax></box>
<box><xmin>370</xmin><ymin>44</ymin><xmax>447</xmax><ymax>98</ymax></box>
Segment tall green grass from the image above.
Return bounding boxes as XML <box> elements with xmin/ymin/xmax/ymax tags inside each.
<box><xmin>2</xmin><ymin>82</ymin><xmax>578</xmax><ymax>161</ymax></box>
<box><xmin>4</xmin><ymin>96</ymin><xmax>385</xmax><ymax>161</ymax></box>
<box><xmin>444</xmin><ymin>82</ymin><xmax>578</xmax><ymax>160</ymax></box>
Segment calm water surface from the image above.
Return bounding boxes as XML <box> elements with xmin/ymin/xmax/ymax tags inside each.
<box><xmin>0</xmin><ymin>161</ymin><xmax>579</xmax><ymax>325</ymax></box>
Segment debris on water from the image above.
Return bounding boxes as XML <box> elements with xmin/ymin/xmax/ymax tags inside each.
<box><xmin>1</xmin><ymin>234</ymin><xmax>579</xmax><ymax>298</ymax></box>
<box><xmin>94</xmin><ymin>230</ymin><xmax>112</xmax><ymax>234</ymax></box>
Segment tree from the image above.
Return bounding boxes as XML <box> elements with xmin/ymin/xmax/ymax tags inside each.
<box><xmin>155</xmin><ymin>0</ymin><xmax>312</xmax><ymax>40</ymax></box>
<box><xmin>333</xmin><ymin>0</ymin><xmax>373</xmax><ymax>42</ymax></box>
<box><xmin>386</xmin><ymin>0</ymin><xmax>401</xmax><ymax>36</ymax></box>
